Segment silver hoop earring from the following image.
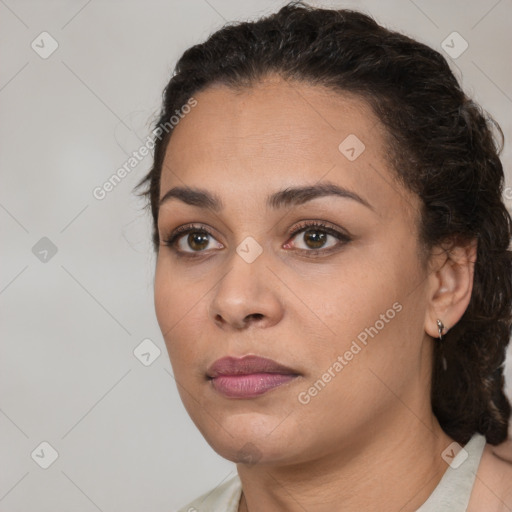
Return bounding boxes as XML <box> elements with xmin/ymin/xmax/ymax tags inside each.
<box><xmin>436</xmin><ymin>319</ymin><xmax>448</xmax><ymax>371</ymax></box>
<box><xmin>436</xmin><ymin>319</ymin><xmax>444</xmax><ymax>341</ymax></box>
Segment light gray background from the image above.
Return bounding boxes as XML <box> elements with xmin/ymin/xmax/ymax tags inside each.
<box><xmin>1</xmin><ymin>1</ymin><xmax>511</xmax><ymax>510</ymax></box>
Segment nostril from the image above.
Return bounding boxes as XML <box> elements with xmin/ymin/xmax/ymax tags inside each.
<box><xmin>245</xmin><ymin>313</ymin><xmax>264</xmax><ymax>322</ymax></box>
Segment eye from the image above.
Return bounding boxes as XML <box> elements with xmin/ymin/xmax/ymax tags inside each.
<box><xmin>161</xmin><ymin>220</ymin><xmax>351</xmax><ymax>259</ymax></box>
<box><xmin>161</xmin><ymin>224</ymin><xmax>223</xmax><ymax>256</ymax></box>
<box><xmin>284</xmin><ymin>220</ymin><xmax>351</xmax><ymax>255</ymax></box>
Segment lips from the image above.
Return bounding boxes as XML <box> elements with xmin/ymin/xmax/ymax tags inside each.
<box><xmin>207</xmin><ymin>355</ymin><xmax>300</xmax><ymax>398</ymax></box>
<box><xmin>207</xmin><ymin>355</ymin><xmax>298</xmax><ymax>378</ymax></box>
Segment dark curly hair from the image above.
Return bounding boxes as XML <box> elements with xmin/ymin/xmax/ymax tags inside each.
<box><xmin>135</xmin><ymin>1</ymin><xmax>512</xmax><ymax>445</ymax></box>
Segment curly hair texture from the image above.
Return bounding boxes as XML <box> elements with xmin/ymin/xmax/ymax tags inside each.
<box><xmin>135</xmin><ymin>1</ymin><xmax>512</xmax><ymax>445</ymax></box>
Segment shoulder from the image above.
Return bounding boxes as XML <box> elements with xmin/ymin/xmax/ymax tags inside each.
<box><xmin>175</xmin><ymin>474</ymin><xmax>242</xmax><ymax>512</ymax></box>
<box><xmin>468</xmin><ymin>438</ymin><xmax>512</xmax><ymax>512</ymax></box>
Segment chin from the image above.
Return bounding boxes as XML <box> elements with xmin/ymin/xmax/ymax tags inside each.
<box><xmin>195</xmin><ymin>411</ymin><xmax>300</xmax><ymax>465</ymax></box>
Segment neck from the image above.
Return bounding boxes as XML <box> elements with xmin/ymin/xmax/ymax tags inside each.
<box><xmin>237</xmin><ymin>409</ymin><xmax>454</xmax><ymax>512</ymax></box>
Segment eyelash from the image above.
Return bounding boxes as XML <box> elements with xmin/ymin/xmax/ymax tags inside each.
<box><xmin>161</xmin><ymin>220</ymin><xmax>352</xmax><ymax>259</ymax></box>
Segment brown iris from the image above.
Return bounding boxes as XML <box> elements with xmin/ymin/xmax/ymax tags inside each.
<box><xmin>303</xmin><ymin>229</ymin><xmax>327</xmax><ymax>249</ymax></box>
<box><xmin>188</xmin><ymin>231</ymin><xmax>209</xmax><ymax>251</ymax></box>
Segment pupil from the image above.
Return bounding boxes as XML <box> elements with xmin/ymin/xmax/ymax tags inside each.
<box><xmin>189</xmin><ymin>232</ymin><xmax>209</xmax><ymax>251</ymax></box>
<box><xmin>305</xmin><ymin>230</ymin><xmax>326</xmax><ymax>249</ymax></box>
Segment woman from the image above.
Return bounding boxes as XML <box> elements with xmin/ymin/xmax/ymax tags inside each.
<box><xmin>135</xmin><ymin>2</ymin><xmax>512</xmax><ymax>510</ymax></box>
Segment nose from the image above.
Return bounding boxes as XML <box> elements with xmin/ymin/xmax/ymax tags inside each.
<box><xmin>208</xmin><ymin>247</ymin><xmax>284</xmax><ymax>330</ymax></box>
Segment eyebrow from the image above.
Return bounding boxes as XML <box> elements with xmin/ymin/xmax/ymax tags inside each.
<box><xmin>159</xmin><ymin>181</ymin><xmax>374</xmax><ymax>212</ymax></box>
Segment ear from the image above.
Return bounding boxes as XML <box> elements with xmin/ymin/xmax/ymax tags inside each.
<box><xmin>424</xmin><ymin>238</ymin><xmax>478</xmax><ymax>339</ymax></box>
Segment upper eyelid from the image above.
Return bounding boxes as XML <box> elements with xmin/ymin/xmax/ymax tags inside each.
<box><xmin>167</xmin><ymin>220</ymin><xmax>344</xmax><ymax>238</ymax></box>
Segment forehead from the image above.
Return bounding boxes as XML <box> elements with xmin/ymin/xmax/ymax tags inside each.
<box><xmin>165</xmin><ymin>76</ymin><xmax>380</xmax><ymax>169</ymax></box>
<box><xmin>159</xmin><ymin>76</ymin><xmax>418</xmax><ymax>220</ymax></box>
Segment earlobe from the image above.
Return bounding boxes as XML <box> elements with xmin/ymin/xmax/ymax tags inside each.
<box><xmin>424</xmin><ymin>239</ymin><xmax>477</xmax><ymax>339</ymax></box>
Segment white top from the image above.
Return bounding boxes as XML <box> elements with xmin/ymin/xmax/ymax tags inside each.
<box><xmin>176</xmin><ymin>433</ymin><xmax>487</xmax><ymax>512</ymax></box>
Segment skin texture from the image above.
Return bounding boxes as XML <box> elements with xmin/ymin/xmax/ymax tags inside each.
<box><xmin>153</xmin><ymin>75</ymin><xmax>510</xmax><ymax>511</ymax></box>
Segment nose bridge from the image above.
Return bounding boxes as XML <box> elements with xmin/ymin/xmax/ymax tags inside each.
<box><xmin>209</xmin><ymin>239</ymin><xmax>282</xmax><ymax>328</ymax></box>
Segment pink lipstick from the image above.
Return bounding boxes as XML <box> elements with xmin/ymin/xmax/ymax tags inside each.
<box><xmin>207</xmin><ymin>355</ymin><xmax>299</xmax><ymax>398</ymax></box>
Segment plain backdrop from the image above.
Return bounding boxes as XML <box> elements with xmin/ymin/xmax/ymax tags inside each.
<box><xmin>1</xmin><ymin>1</ymin><xmax>511</xmax><ymax>510</ymax></box>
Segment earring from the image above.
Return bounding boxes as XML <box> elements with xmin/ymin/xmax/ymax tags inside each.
<box><xmin>436</xmin><ymin>319</ymin><xmax>444</xmax><ymax>341</ymax></box>
<box><xmin>436</xmin><ymin>319</ymin><xmax>447</xmax><ymax>371</ymax></box>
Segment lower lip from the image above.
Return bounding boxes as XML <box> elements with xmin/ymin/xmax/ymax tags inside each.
<box><xmin>210</xmin><ymin>373</ymin><xmax>298</xmax><ymax>398</ymax></box>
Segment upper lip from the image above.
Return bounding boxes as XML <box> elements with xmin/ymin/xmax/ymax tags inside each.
<box><xmin>207</xmin><ymin>355</ymin><xmax>299</xmax><ymax>378</ymax></box>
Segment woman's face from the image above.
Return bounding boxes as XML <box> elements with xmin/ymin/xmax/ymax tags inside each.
<box><xmin>154</xmin><ymin>76</ymin><xmax>433</xmax><ymax>465</ymax></box>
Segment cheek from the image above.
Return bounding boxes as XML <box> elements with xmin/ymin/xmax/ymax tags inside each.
<box><xmin>303</xmin><ymin>239</ymin><xmax>420</xmax><ymax>373</ymax></box>
<box><xmin>154</xmin><ymin>257</ymin><xmax>201</xmax><ymax>327</ymax></box>
<box><xmin>154</xmin><ymin>259</ymin><xmax>210</xmax><ymax>371</ymax></box>
<box><xmin>315</xmin><ymin>261</ymin><xmax>399</xmax><ymax>338</ymax></box>
<box><xmin>154</xmin><ymin>260</ymin><xmax>191</xmax><ymax>358</ymax></box>
<box><xmin>154</xmin><ymin>260</ymin><xmax>175</xmax><ymax>335</ymax></box>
